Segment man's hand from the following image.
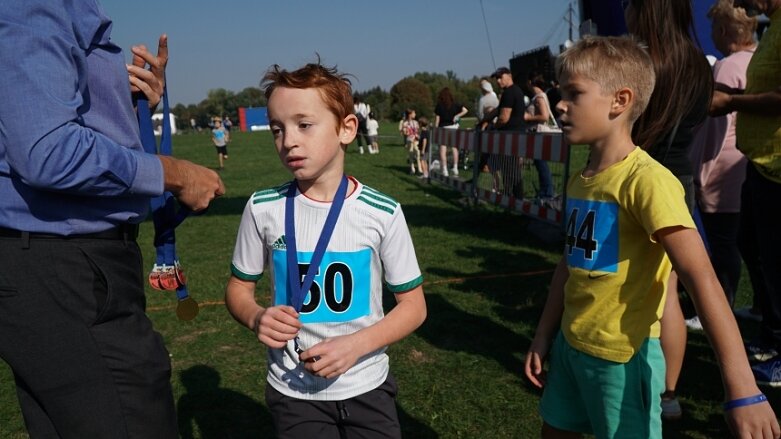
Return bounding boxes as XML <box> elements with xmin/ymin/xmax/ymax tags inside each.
<box><xmin>158</xmin><ymin>156</ymin><xmax>225</xmax><ymax>211</ymax></box>
<box><xmin>128</xmin><ymin>34</ymin><xmax>169</xmax><ymax>109</ymax></box>
<box><xmin>710</xmin><ymin>89</ymin><xmax>734</xmax><ymax>117</ymax></box>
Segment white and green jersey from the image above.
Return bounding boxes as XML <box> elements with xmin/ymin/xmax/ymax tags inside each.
<box><xmin>231</xmin><ymin>177</ymin><xmax>423</xmax><ymax>401</ymax></box>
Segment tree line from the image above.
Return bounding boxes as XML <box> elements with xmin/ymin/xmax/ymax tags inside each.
<box><xmin>172</xmin><ymin>71</ymin><xmax>488</xmax><ymax>129</ymax></box>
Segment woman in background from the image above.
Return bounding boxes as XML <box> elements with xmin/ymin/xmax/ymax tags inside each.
<box><xmin>434</xmin><ymin>87</ymin><xmax>468</xmax><ymax>177</ymax></box>
<box><xmin>625</xmin><ymin>0</ymin><xmax>714</xmax><ymax>421</ymax></box>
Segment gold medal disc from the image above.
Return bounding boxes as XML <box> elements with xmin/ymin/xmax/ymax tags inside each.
<box><xmin>176</xmin><ymin>297</ymin><xmax>199</xmax><ymax>321</ymax></box>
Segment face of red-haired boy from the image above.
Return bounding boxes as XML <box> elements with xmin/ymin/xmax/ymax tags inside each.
<box><xmin>268</xmin><ymin>87</ymin><xmax>352</xmax><ymax>185</ymax></box>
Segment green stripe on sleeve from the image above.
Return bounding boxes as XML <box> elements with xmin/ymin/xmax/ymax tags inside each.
<box><xmin>359</xmin><ymin>190</ymin><xmax>397</xmax><ymax>209</ymax></box>
<box><xmin>385</xmin><ymin>275</ymin><xmax>424</xmax><ymax>293</ymax></box>
<box><xmin>231</xmin><ymin>263</ymin><xmax>263</xmax><ymax>282</ymax></box>
<box><xmin>358</xmin><ymin>195</ymin><xmax>395</xmax><ymax>214</ymax></box>
<box><xmin>362</xmin><ymin>186</ymin><xmax>397</xmax><ymax>205</ymax></box>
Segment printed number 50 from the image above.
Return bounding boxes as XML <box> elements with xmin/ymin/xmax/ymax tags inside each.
<box><xmin>298</xmin><ymin>262</ymin><xmax>354</xmax><ymax>313</ymax></box>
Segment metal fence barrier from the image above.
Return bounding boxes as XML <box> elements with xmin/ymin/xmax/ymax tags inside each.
<box><xmin>426</xmin><ymin>127</ymin><xmax>571</xmax><ymax>226</ymax></box>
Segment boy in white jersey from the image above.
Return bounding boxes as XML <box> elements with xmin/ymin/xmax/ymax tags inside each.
<box><xmin>524</xmin><ymin>36</ymin><xmax>778</xmax><ymax>438</ymax></box>
<box><xmin>225</xmin><ymin>62</ymin><xmax>426</xmax><ymax>439</ymax></box>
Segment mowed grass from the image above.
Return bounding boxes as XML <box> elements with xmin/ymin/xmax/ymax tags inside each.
<box><xmin>0</xmin><ymin>122</ymin><xmax>775</xmax><ymax>438</ymax></box>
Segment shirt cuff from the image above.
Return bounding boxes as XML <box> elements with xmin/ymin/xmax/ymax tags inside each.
<box><xmin>130</xmin><ymin>152</ymin><xmax>164</xmax><ymax>196</ymax></box>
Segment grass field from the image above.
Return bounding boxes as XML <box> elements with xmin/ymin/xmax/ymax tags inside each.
<box><xmin>0</xmin><ymin>122</ymin><xmax>776</xmax><ymax>438</ymax></box>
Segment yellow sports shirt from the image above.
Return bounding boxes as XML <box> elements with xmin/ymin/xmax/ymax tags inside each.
<box><xmin>561</xmin><ymin>148</ymin><xmax>695</xmax><ymax>363</ymax></box>
<box><xmin>736</xmin><ymin>8</ymin><xmax>781</xmax><ymax>183</ymax></box>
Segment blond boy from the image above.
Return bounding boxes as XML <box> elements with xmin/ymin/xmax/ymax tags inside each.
<box><xmin>225</xmin><ymin>62</ymin><xmax>426</xmax><ymax>438</ymax></box>
<box><xmin>524</xmin><ymin>36</ymin><xmax>779</xmax><ymax>438</ymax></box>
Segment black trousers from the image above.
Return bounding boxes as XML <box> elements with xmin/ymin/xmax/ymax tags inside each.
<box><xmin>740</xmin><ymin>163</ymin><xmax>781</xmax><ymax>346</ymax></box>
<box><xmin>265</xmin><ymin>375</ymin><xmax>401</xmax><ymax>439</ymax></box>
<box><xmin>0</xmin><ymin>235</ymin><xmax>177</xmax><ymax>438</ymax></box>
<box><xmin>700</xmin><ymin>212</ymin><xmax>742</xmax><ymax>307</ymax></box>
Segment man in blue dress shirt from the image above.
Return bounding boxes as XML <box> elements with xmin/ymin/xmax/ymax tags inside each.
<box><xmin>0</xmin><ymin>1</ymin><xmax>224</xmax><ymax>437</ymax></box>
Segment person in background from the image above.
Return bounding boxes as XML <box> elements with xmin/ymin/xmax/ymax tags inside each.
<box><xmin>711</xmin><ymin>0</ymin><xmax>781</xmax><ymax>387</ymax></box>
<box><xmin>353</xmin><ymin>95</ymin><xmax>371</xmax><ymax>154</ymax></box>
<box><xmin>546</xmin><ymin>79</ymin><xmax>562</xmax><ymax>122</ymax></box>
<box><xmin>434</xmin><ymin>87</ymin><xmax>468</xmax><ymax>177</ymax></box>
<box><xmin>688</xmin><ymin>0</ymin><xmax>757</xmax><ymax>326</ymax></box>
<box><xmin>476</xmin><ymin>78</ymin><xmax>501</xmax><ymax>192</ymax></box>
<box><xmin>524</xmin><ymin>72</ymin><xmax>559</xmax><ymax>203</ymax></box>
<box><xmin>0</xmin><ymin>2</ymin><xmax>225</xmax><ymax>437</ymax></box>
<box><xmin>491</xmin><ymin>67</ymin><xmax>527</xmax><ymax>198</ymax></box>
<box><xmin>402</xmin><ymin>109</ymin><xmax>422</xmax><ymax>175</ymax></box>
<box><xmin>366</xmin><ymin>111</ymin><xmax>380</xmax><ymax>154</ymax></box>
<box><xmin>419</xmin><ymin>116</ymin><xmax>431</xmax><ymax>179</ymax></box>
<box><xmin>477</xmin><ymin>78</ymin><xmax>500</xmax><ymax>126</ymax></box>
<box><xmin>224</xmin><ymin>116</ymin><xmax>233</xmax><ymax>132</ymax></box>
<box><xmin>212</xmin><ymin>118</ymin><xmax>230</xmax><ymax>170</ymax></box>
<box><xmin>625</xmin><ymin>0</ymin><xmax>714</xmax><ymax>420</ymax></box>
<box><xmin>398</xmin><ymin>111</ymin><xmax>406</xmax><ymax>147</ymax></box>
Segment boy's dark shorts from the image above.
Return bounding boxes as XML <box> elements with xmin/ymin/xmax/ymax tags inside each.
<box><xmin>265</xmin><ymin>374</ymin><xmax>401</xmax><ymax>439</ymax></box>
<box><xmin>215</xmin><ymin>146</ymin><xmax>228</xmax><ymax>155</ymax></box>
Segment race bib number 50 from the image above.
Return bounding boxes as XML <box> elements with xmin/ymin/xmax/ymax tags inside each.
<box><xmin>273</xmin><ymin>248</ymin><xmax>371</xmax><ymax>323</ymax></box>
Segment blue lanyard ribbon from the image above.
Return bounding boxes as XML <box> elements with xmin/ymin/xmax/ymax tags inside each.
<box><xmin>285</xmin><ymin>175</ymin><xmax>348</xmax><ymax>312</ymax></box>
<box><xmin>137</xmin><ymin>89</ymin><xmax>199</xmax><ymax>319</ymax></box>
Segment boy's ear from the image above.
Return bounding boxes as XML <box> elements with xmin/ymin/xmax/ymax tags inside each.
<box><xmin>340</xmin><ymin>114</ymin><xmax>358</xmax><ymax>145</ymax></box>
<box><xmin>611</xmin><ymin>87</ymin><xmax>634</xmax><ymax>118</ymax></box>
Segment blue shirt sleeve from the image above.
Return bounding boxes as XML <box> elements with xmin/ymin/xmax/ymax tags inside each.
<box><xmin>0</xmin><ymin>0</ymin><xmax>163</xmax><ymax>198</ymax></box>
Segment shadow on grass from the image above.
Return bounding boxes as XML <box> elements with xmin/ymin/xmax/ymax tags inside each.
<box><xmin>176</xmin><ymin>364</ymin><xmax>438</xmax><ymax>438</ymax></box>
<box><xmin>399</xmin><ymin>405</ymin><xmax>440</xmax><ymax>438</ymax></box>
<box><xmin>177</xmin><ymin>365</ymin><xmax>273</xmax><ymax>438</ymax></box>
<box><xmin>407</xmin><ymin>292</ymin><xmax>528</xmax><ymax>377</ymax></box>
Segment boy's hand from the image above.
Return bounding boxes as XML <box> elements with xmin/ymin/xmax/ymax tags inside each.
<box><xmin>252</xmin><ymin>305</ymin><xmax>302</xmax><ymax>349</ymax></box>
<box><xmin>524</xmin><ymin>336</ymin><xmax>552</xmax><ymax>388</ymax></box>
<box><xmin>300</xmin><ymin>333</ymin><xmax>364</xmax><ymax>379</ymax></box>
<box><xmin>725</xmin><ymin>403</ymin><xmax>780</xmax><ymax>438</ymax></box>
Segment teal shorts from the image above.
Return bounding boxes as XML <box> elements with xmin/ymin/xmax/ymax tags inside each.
<box><xmin>539</xmin><ymin>332</ymin><xmax>665</xmax><ymax>438</ymax></box>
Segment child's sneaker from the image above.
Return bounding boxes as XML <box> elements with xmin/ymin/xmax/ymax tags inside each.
<box><xmin>359</xmin><ymin>146</ymin><xmax>364</xmax><ymax>154</ymax></box>
<box><xmin>752</xmin><ymin>355</ymin><xmax>781</xmax><ymax>387</ymax></box>
<box><xmin>442</xmin><ymin>168</ymin><xmax>449</xmax><ymax>177</ymax></box>
<box><xmin>660</xmin><ymin>397</ymin><xmax>682</xmax><ymax>421</ymax></box>
<box><xmin>684</xmin><ymin>316</ymin><xmax>703</xmax><ymax>331</ymax></box>
<box><xmin>451</xmin><ymin>167</ymin><xmax>459</xmax><ymax>176</ymax></box>
<box><xmin>746</xmin><ymin>339</ymin><xmax>779</xmax><ymax>363</ymax></box>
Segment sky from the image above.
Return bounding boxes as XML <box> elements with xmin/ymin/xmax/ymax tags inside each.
<box><xmin>100</xmin><ymin>0</ymin><xmax>579</xmax><ymax>106</ymax></box>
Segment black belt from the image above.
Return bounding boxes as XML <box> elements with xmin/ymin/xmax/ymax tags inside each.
<box><xmin>0</xmin><ymin>224</ymin><xmax>139</xmax><ymax>241</ymax></box>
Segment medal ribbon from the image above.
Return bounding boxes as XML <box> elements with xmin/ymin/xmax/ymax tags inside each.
<box><xmin>138</xmin><ymin>88</ymin><xmax>200</xmax><ymax>319</ymax></box>
<box><xmin>285</xmin><ymin>175</ymin><xmax>348</xmax><ymax>312</ymax></box>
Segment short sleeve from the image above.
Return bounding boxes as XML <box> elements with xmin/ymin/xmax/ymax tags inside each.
<box><xmin>380</xmin><ymin>206</ymin><xmax>423</xmax><ymax>292</ymax></box>
<box><xmin>231</xmin><ymin>198</ymin><xmax>266</xmax><ymax>281</ymax></box>
<box><xmin>625</xmin><ymin>166</ymin><xmax>696</xmax><ymax>240</ymax></box>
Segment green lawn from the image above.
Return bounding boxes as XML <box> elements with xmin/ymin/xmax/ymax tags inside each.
<box><xmin>0</xmin><ymin>124</ymin><xmax>774</xmax><ymax>438</ymax></box>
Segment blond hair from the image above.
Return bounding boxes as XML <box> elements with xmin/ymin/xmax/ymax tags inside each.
<box><xmin>708</xmin><ymin>0</ymin><xmax>757</xmax><ymax>46</ymax></box>
<box><xmin>555</xmin><ymin>36</ymin><xmax>655</xmax><ymax>124</ymax></box>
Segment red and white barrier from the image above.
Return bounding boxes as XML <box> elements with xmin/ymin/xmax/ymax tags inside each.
<box><xmin>479</xmin><ymin>131</ymin><xmax>567</xmax><ymax>162</ymax></box>
<box><xmin>427</xmin><ymin>127</ymin><xmax>570</xmax><ymax>226</ymax></box>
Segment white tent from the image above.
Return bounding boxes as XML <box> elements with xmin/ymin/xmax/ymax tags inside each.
<box><xmin>151</xmin><ymin>113</ymin><xmax>178</xmax><ymax>136</ymax></box>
